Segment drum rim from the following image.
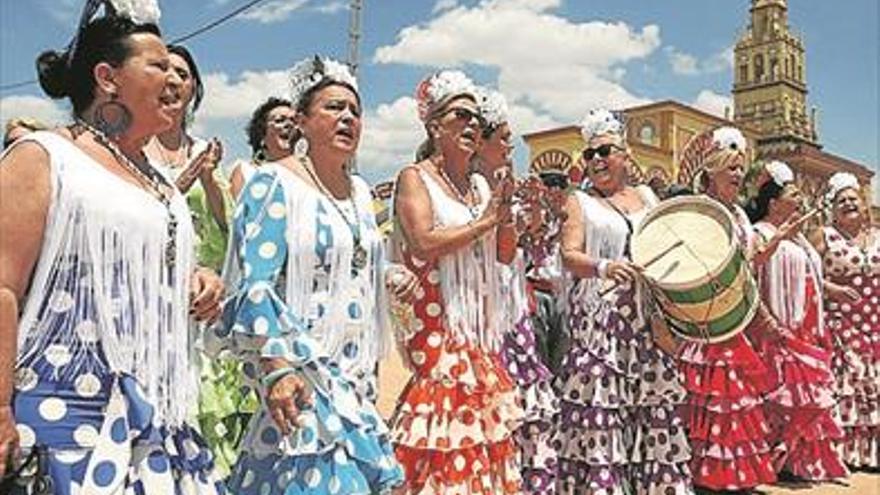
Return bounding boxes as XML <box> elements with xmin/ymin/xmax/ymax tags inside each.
<box><xmin>632</xmin><ymin>195</ymin><xmax>740</xmax><ymax>291</ymax></box>
<box><xmin>663</xmin><ymin>276</ymin><xmax>760</xmax><ymax>343</ymax></box>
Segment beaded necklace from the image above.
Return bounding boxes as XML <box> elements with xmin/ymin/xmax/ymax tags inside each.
<box><xmin>432</xmin><ymin>158</ymin><xmax>478</xmax><ymax>218</ymax></box>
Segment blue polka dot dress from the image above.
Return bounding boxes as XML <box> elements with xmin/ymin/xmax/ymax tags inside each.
<box><xmin>212</xmin><ymin>163</ymin><xmax>403</xmax><ymax>494</ymax></box>
<box><xmin>8</xmin><ymin>132</ymin><xmax>224</xmax><ymax>494</ymax></box>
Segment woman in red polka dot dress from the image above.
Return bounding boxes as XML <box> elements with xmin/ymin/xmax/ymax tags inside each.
<box><xmin>389</xmin><ymin>70</ymin><xmax>524</xmax><ymax>494</ymax></box>
<box><xmin>674</xmin><ymin>127</ymin><xmax>779</xmax><ymax>491</ymax></box>
<box><xmin>813</xmin><ymin>172</ymin><xmax>880</xmax><ymax>469</ymax></box>
<box><xmin>748</xmin><ymin>161</ymin><xmax>847</xmax><ymax>481</ymax></box>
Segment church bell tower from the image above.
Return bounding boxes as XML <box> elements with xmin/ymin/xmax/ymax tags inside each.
<box><xmin>733</xmin><ymin>0</ymin><xmax>817</xmax><ymax>144</ymax></box>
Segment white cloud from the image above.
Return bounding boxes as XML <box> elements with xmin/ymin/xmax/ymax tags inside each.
<box><xmin>0</xmin><ymin>95</ymin><xmax>70</xmax><ymax>127</ymax></box>
<box><xmin>666</xmin><ymin>45</ymin><xmax>733</xmax><ymax>76</ymax></box>
<box><xmin>313</xmin><ymin>1</ymin><xmax>347</xmax><ymax>14</ymax></box>
<box><xmin>666</xmin><ymin>47</ymin><xmax>699</xmax><ymax>75</ymax></box>
<box><xmin>357</xmin><ymin>96</ymin><xmax>424</xmax><ymax>179</ymax></box>
<box><xmin>432</xmin><ymin>0</ymin><xmax>459</xmax><ymax>13</ymax></box>
<box><xmin>196</xmin><ymin>70</ymin><xmax>290</xmax><ymax>121</ymax></box>
<box><xmin>703</xmin><ymin>45</ymin><xmax>734</xmax><ymax>73</ymax></box>
<box><xmin>374</xmin><ymin>0</ymin><xmax>660</xmax><ymax>122</ymax></box>
<box><xmin>240</xmin><ymin>0</ymin><xmax>309</xmax><ymax>24</ymax></box>
<box><xmin>692</xmin><ymin>89</ymin><xmax>733</xmax><ymax>119</ymax></box>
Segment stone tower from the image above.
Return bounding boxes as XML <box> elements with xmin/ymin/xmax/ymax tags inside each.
<box><xmin>733</xmin><ymin>0</ymin><xmax>817</xmax><ymax>144</ymax></box>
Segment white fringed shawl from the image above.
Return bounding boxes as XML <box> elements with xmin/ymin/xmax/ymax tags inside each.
<box><xmin>566</xmin><ymin>186</ymin><xmax>657</xmax><ymax>323</ymax></box>
<box><xmin>11</xmin><ymin>132</ymin><xmax>197</xmax><ymax>427</ymax></box>
<box><xmin>754</xmin><ymin>222</ymin><xmax>824</xmax><ymax>334</ymax></box>
<box><xmin>419</xmin><ymin>170</ymin><xmax>507</xmax><ymax>352</ymax></box>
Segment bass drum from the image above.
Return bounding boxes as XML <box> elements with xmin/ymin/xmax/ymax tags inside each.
<box><xmin>631</xmin><ymin>195</ymin><xmax>758</xmax><ymax>343</ymax></box>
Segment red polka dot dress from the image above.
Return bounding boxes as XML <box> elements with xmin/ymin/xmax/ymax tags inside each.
<box><xmin>390</xmin><ymin>169</ymin><xmax>524</xmax><ymax>494</ymax></box>
<box><xmin>751</xmin><ymin>225</ymin><xmax>847</xmax><ymax>481</ymax></box>
<box><xmin>678</xmin><ymin>205</ymin><xmax>778</xmax><ymax>491</ymax></box>
<box><xmin>822</xmin><ymin>226</ymin><xmax>880</xmax><ymax>468</ymax></box>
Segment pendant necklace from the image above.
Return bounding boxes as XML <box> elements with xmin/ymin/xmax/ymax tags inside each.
<box><xmin>75</xmin><ymin>120</ymin><xmax>179</xmax><ymax>271</ymax></box>
<box><xmin>300</xmin><ymin>156</ymin><xmax>368</xmax><ymax>275</ymax></box>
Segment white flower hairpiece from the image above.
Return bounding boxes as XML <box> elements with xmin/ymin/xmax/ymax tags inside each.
<box><xmin>765</xmin><ymin>160</ymin><xmax>794</xmax><ymax>187</ymax></box>
<box><xmin>414</xmin><ymin>70</ymin><xmax>477</xmax><ymax>122</ymax></box>
<box><xmin>289</xmin><ymin>56</ymin><xmax>358</xmax><ymax>108</ymax></box>
<box><xmin>109</xmin><ymin>0</ymin><xmax>160</xmax><ymax>24</ymax></box>
<box><xmin>711</xmin><ymin>126</ymin><xmax>747</xmax><ymax>153</ymax></box>
<box><xmin>477</xmin><ymin>87</ymin><xmax>509</xmax><ymax>129</ymax></box>
<box><xmin>825</xmin><ymin>172</ymin><xmax>860</xmax><ymax>204</ymax></box>
<box><xmin>579</xmin><ymin>108</ymin><xmax>624</xmax><ymax>143</ymax></box>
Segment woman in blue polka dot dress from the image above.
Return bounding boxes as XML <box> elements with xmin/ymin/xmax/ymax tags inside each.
<box><xmin>0</xmin><ymin>3</ymin><xmax>225</xmax><ymax>494</ymax></box>
<box><xmin>208</xmin><ymin>56</ymin><xmax>416</xmax><ymax>495</ymax></box>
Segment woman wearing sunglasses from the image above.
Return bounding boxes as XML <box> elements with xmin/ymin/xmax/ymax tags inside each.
<box><xmin>389</xmin><ymin>71</ymin><xmax>522</xmax><ymax>494</ymax></box>
<box><xmin>555</xmin><ymin>109</ymin><xmax>692</xmax><ymax>495</ymax></box>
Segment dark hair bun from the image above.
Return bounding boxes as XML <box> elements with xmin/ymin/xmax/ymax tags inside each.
<box><xmin>36</xmin><ymin>50</ymin><xmax>70</xmax><ymax>99</ymax></box>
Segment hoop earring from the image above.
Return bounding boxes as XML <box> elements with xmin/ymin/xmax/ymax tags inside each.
<box><xmin>94</xmin><ymin>95</ymin><xmax>132</xmax><ymax>138</ymax></box>
<box><xmin>294</xmin><ymin>133</ymin><xmax>310</xmax><ymax>158</ymax></box>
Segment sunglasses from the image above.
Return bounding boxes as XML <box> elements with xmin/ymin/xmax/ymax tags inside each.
<box><xmin>582</xmin><ymin>143</ymin><xmax>624</xmax><ymax>161</ymax></box>
<box><xmin>439</xmin><ymin>107</ymin><xmax>485</xmax><ymax>126</ymax></box>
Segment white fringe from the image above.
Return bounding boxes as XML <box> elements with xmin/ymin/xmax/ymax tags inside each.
<box><xmin>755</xmin><ymin>223</ymin><xmax>824</xmax><ymax>335</ymax></box>
<box><xmin>420</xmin><ymin>170</ymin><xmax>507</xmax><ymax>353</ymax></box>
<box><xmin>13</xmin><ymin>132</ymin><xmax>198</xmax><ymax>427</ymax></box>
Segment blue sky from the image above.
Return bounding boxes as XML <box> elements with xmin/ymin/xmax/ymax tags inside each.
<box><xmin>1</xmin><ymin>0</ymin><xmax>877</xmax><ymax>199</ymax></box>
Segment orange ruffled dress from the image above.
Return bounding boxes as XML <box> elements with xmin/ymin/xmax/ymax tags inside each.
<box><xmin>390</xmin><ymin>168</ymin><xmax>524</xmax><ymax>494</ymax></box>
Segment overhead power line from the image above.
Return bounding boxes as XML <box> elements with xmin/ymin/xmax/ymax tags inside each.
<box><xmin>0</xmin><ymin>0</ymin><xmax>269</xmax><ymax>93</ymax></box>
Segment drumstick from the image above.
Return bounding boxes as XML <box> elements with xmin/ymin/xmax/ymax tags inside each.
<box><xmin>598</xmin><ymin>239</ymin><xmax>685</xmax><ymax>296</ymax></box>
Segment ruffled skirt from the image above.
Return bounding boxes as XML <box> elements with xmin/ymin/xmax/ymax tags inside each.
<box><xmin>828</xmin><ymin>302</ymin><xmax>880</xmax><ymax>469</ymax></box>
<box><xmin>502</xmin><ymin>313</ymin><xmax>559</xmax><ymax>494</ymax></box>
<box><xmin>391</xmin><ymin>327</ymin><xmax>524</xmax><ymax>494</ymax></box>
<box><xmin>750</xmin><ymin>330</ymin><xmax>848</xmax><ymax>480</ymax></box>
<box><xmin>678</xmin><ymin>324</ymin><xmax>777</xmax><ymax>491</ymax></box>
<box><xmin>556</xmin><ymin>284</ymin><xmax>691</xmax><ymax>495</ymax></box>
<box><xmin>11</xmin><ymin>372</ymin><xmax>223</xmax><ymax>495</ymax></box>
<box><xmin>226</xmin><ymin>353</ymin><xmax>403</xmax><ymax>495</ymax></box>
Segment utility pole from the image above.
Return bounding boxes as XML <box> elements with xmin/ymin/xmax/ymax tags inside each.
<box><xmin>348</xmin><ymin>0</ymin><xmax>363</xmax><ymax>75</ymax></box>
<box><xmin>348</xmin><ymin>0</ymin><xmax>363</xmax><ymax>172</ymax></box>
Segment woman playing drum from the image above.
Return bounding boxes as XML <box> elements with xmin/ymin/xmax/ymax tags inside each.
<box><xmin>673</xmin><ymin>127</ymin><xmax>782</xmax><ymax>491</ymax></box>
<box><xmin>555</xmin><ymin>109</ymin><xmax>692</xmax><ymax>495</ymax></box>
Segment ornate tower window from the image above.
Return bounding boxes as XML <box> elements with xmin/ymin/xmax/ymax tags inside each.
<box><xmin>754</xmin><ymin>53</ymin><xmax>765</xmax><ymax>81</ymax></box>
<box><xmin>639</xmin><ymin>122</ymin><xmax>656</xmax><ymax>145</ymax></box>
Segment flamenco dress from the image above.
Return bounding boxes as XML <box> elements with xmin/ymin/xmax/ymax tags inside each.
<box><xmin>751</xmin><ymin>224</ymin><xmax>847</xmax><ymax>480</ymax></box>
<box><xmin>8</xmin><ymin>131</ymin><xmax>223</xmax><ymax>494</ymax></box>
<box><xmin>500</xmin><ymin>254</ymin><xmax>559</xmax><ymax>493</ymax></box>
<box><xmin>389</xmin><ymin>169</ymin><xmax>524</xmax><ymax>494</ymax></box>
<box><xmin>822</xmin><ymin>226</ymin><xmax>880</xmax><ymax>468</ymax></box>
<box><xmin>555</xmin><ymin>186</ymin><xmax>692</xmax><ymax>495</ymax></box>
<box><xmin>677</xmin><ymin>204</ymin><xmax>777</xmax><ymax>490</ymax></box>
<box><xmin>207</xmin><ymin>163</ymin><xmax>403</xmax><ymax>494</ymax></box>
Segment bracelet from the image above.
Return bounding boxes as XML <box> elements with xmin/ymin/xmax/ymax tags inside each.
<box><xmin>260</xmin><ymin>367</ymin><xmax>297</xmax><ymax>389</ymax></box>
<box><xmin>596</xmin><ymin>259</ymin><xmax>610</xmax><ymax>279</ymax></box>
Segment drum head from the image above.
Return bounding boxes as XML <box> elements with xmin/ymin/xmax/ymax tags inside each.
<box><xmin>632</xmin><ymin>196</ymin><xmax>736</xmax><ymax>288</ymax></box>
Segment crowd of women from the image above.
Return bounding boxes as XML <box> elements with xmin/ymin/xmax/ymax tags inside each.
<box><xmin>0</xmin><ymin>1</ymin><xmax>876</xmax><ymax>494</ymax></box>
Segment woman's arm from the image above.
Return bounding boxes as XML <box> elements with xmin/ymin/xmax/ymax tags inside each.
<box><xmin>560</xmin><ymin>193</ymin><xmax>599</xmax><ymax>278</ymax></box>
<box><xmin>229</xmin><ymin>162</ymin><xmax>246</xmax><ymax>201</ymax></box>
<box><xmin>395</xmin><ymin>165</ymin><xmax>499</xmax><ymax>261</ymax></box>
<box><xmin>0</xmin><ymin>142</ymin><xmax>51</xmax><ymax>476</ymax></box>
<box><xmin>199</xmin><ymin>169</ymin><xmax>228</xmax><ymax>232</ymax></box>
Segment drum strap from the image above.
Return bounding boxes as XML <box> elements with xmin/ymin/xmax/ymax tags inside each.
<box><xmin>595</xmin><ymin>193</ymin><xmax>635</xmax><ymax>258</ymax></box>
